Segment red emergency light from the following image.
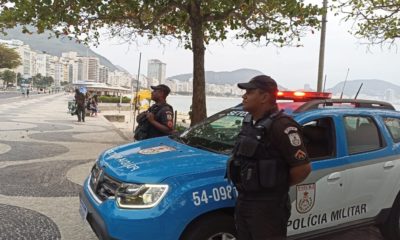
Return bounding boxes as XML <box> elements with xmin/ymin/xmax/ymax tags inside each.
<box><xmin>277</xmin><ymin>91</ymin><xmax>332</xmax><ymax>101</ymax></box>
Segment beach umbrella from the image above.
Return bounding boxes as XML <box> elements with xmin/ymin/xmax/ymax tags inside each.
<box><xmin>79</xmin><ymin>86</ymin><xmax>87</xmax><ymax>94</ymax></box>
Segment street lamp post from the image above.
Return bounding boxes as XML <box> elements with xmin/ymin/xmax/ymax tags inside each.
<box><xmin>317</xmin><ymin>0</ymin><xmax>328</xmax><ymax>92</ymax></box>
<box><xmin>132</xmin><ymin>53</ymin><xmax>142</xmax><ymax>136</ymax></box>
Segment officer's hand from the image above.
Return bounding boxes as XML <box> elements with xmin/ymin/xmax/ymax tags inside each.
<box><xmin>146</xmin><ymin>112</ymin><xmax>155</xmax><ymax>122</ymax></box>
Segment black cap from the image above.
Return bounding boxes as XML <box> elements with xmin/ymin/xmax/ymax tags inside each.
<box><xmin>151</xmin><ymin>84</ymin><xmax>171</xmax><ymax>95</ymax></box>
<box><xmin>237</xmin><ymin>75</ymin><xmax>278</xmax><ymax>93</ymax></box>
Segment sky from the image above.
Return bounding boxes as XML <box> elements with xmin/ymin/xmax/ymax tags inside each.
<box><xmin>90</xmin><ymin>5</ymin><xmax>400</xmax><ymax>91</ymax></box>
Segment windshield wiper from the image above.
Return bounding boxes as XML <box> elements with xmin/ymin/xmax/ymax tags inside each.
<box><xmin>169</xmin><ymin>134</ymin><xmax>188</xmax><ymax>144</ymax></box>
<box><xmin>190</xmin><ymin>143</ymin><xmax>221</xmax><ymax>154</ymax></box>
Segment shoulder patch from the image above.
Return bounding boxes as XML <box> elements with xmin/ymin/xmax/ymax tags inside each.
<box><xmin>166</xmin><ymin>113</ymin><xmax>173</xmax><ymax>120</ymax></box>
<box><xmin>284</xmin><ymin>126</ymin><xmax>298</xmax><ymax>134</ymax></box>
<box><xmin>294</xmin><ymin>149</ymin><xmax>307</xmax><ymax>161</ymax></box>
<box><xmin>289</xmin><ymin>132</ymin><xmax>302</xmax><ymax>146</ymax></box>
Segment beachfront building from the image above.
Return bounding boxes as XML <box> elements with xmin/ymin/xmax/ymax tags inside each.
<box><xmin>147</xmin><ymin>59</ymin><xmax>166</xmax><ymax>85</ymax></box>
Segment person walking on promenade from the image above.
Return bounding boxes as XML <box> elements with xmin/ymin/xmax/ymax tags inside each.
<box><xmin>134</xmin><ymin>84</ymin><xmax>174</xmax><ymax>140</ymax></box>
<box><xmin>26</xmin><ymin>88</ymin><xmax>29</xmax><ymax>98</ymax></box>
<box><xmin>90</xmin><ymin>96</ymin><xmax>98</xmax><ymax>117</ymax></box>
<box><xmin>74</xmin><ymin>88</ymin><xmax>86</xmax><ymax>122</ymax></box>
<box><xmin>227</xmin><ymin>75</ymin><xmax>311</xmax><ymax>240</ymax></box>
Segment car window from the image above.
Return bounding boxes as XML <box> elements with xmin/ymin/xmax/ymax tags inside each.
<box><xmin>175</xmin><ymin>110</ymin><xmax>245</xmax><ymax>154</ymax></box>
<box><xmin>383</xmin><ymin>117</ymin><xmax>400</xmax><ymax>143</ymax></box>
<box><xmin>344</xmin><ymin>116</ymin><xmax>384</xmax><ymax>154</ymax></box>
<box><xmin>302</xmin><ymin>117</ymin><xmax>336</xmax><ymax>161</ymax></box>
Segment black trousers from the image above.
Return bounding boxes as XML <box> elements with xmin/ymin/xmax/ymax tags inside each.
<box><xmin>76</xmin><ymin>106</ymin><xmax>85</xmax><ymax>122</ymax></box>
<box><xmin>235</xmin><ymin>195</ymin><xmax>290</xmax><ymax>240</ymax></box>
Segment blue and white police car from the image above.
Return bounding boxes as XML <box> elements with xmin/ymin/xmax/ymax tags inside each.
<box><xmin>79</xmin><ymin>91</ymin><xmax>400</xmax><ymax>240</ymax></box>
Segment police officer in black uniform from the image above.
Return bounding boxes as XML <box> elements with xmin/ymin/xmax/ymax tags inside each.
<box><xmin>227</xmin><ymin>75</ymin><xmax>311</xmax><ymax>240</ymax></box>
<box><xmin>134</xmin><ymin>84</ymin><xmax>174</xmax><ymax>140</ymax></box>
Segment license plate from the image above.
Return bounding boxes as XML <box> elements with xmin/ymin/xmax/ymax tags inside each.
<box><xmin>79</xmin><ymin>199</ymin><xmax>88</xmax><ymax>221</ymax></box>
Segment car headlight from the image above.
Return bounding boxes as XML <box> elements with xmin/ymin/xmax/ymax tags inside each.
<box><xmin>116</xmin><ymin>183</ymin><xmax>169</xmax><ymax>209</ymax></box>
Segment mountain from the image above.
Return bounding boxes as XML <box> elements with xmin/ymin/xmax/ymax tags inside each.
<box><xmin>1</xmin><ymin>26</ymin><xmax>118</xmax><ymax>71</ymax></box>
<box><xmin>168</xmin><ymin>68</ymin><xmax>263</xmax><ymax>84</ymax></box>
<box><xmin>168</xmin><ymin>68</ymin><xmax>287</xmax><ymax>90</ymax></box>
<box><xmin>115</xmin><ymin>65</ymin><xmax>130</xmax><ymax>74</ymax></box>
<box><xmin>327</xmin><ymin>79</ymin><xmax>400</xmax><ymax>98</ymax></box>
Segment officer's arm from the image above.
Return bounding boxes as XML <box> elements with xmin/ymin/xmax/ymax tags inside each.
<box><xmin>289</xmin><ymin>163</ymin><xmax>311</xmax><ymax>186</ymax></box>
<box><xmin>148</xmin><ymin>118</ymin><xmax>173</xmax><ymax>134</ymax></box>
<box><xmin>147</xmin><ymin>109</ymin><xmax>174</xmax><ymax>134</ymax></box>
<box><xmin>272</xmin><ymin>119</ymin><xmax>311</xmax><ymax>186</ymax></box>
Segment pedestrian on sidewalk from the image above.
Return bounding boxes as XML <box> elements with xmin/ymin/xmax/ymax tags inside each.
<box><xmin>74</xmin><ymin>88</ymin><xmax>86</xmax><ymax>122</ymax></box>
<box><xmin>26</xmin><ymin>88</ymin><xmax>29</xmax><ymax>98</ymax></box>
<box><xmin>90</xmin><ymin>96</ymin><xmax>98</xmax><ymax>117</ymax></box>
<box><xmin>134</xmin><ymin>84</ymin><xmax>174</xmax><ymax>140</ymax></box>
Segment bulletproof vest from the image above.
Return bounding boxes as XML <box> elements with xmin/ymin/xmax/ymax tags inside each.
<box><xmin>226</xmin><ymin>110</ymin><xmax>290</xmax><ymax>198</ymax></box>
<box><xmin>134</xmin><ymin>103</ymin><xmax>173</xmax><ymax>140</ymax></box>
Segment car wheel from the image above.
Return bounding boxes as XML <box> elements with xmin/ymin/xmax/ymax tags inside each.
<box><xmin>379</xmin><ymin>194</ymin><xmax>400</xmax><ymax>240</ymax></box>
<box><xmin>180</xmin><ymin>212</ymin><xmax>237</xmax><ymax>240</ymax></box>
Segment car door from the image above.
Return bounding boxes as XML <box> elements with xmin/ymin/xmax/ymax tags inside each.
<box><xmin>288</xmin><ymin>116</ymin><xmax>349</xmax><ymax>236</ymax></box>
<box><xmin>340</xmin><ymin>114</ymin><xmax>390</xmax><ymax>221</ymax></box>
<box><xmin>380</xmin><ymin>116</ymin><xmax>400</xmax><ymax>210</ymax></box>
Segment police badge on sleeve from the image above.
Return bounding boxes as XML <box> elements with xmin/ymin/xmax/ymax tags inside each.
<box><xmin>288</xmin><ymin>132</ymin><xmax>301</xmax><ymax>146</ymax></box>
<box><xmin>296</xmin><ymin>183</ymin><xmax>316</xmax><ymax>214</ymax></box>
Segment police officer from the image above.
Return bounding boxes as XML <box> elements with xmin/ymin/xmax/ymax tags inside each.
<box><xmin>134</xmin><ymin>84</ymin><xmax>174</xmax><ymax>140</ymax></box>
<box><xmin>227</xmin><ymin>75</ymin><xmax>311</xmax><ymax>240</ymax></box>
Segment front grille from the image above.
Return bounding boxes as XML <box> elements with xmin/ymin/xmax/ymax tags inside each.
<box><xmin>90</xmin><ymin>164</ymin><xmax>121</xmax><ymax>201</ymax></box>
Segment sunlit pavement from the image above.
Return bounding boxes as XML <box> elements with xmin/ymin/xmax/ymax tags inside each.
<box><xmin>0</xmin><ymin>93</ymin><xmax>128</xmax><ymax>240</ymax></box>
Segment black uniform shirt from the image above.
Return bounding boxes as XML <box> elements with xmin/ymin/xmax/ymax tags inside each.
<box><xmin>267</xmin><ymin>116</ymin><xmax>309</xmax><ymax>167</ymax></box>
<box><xmin>147</xmin><ymin>103</ymin><xmax>174</xmax><ymax>138</ymax></box>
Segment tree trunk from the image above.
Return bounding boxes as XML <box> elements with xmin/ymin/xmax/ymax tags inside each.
<box><xmin>189</xmin><ymin>2</ymin><xmax>207</xmax><ymax>126</ymax></box>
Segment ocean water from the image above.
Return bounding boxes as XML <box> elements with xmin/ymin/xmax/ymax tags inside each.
<box><xmin>168</xmin><ymin>95</ymin><xmax>242</xmax><ymax>116</ymax></box>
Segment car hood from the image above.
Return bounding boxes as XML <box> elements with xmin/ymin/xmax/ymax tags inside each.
<box><xmin>99</xmin><ymin>137</ymin><xmax>228</xmax><ymax>183</ymax></box>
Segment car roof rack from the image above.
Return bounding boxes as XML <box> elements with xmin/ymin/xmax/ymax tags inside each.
<box><xmin>294</xmin><ymin>99</ymin><xmax>396</xmax><ymax>113</ymax></box>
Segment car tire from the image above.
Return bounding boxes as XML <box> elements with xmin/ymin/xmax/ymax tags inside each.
<box><xmin>180</xmin><ymin>212</ymin><xmax>236</xmax><ymax>240</ymax></box>
<box><xmin>379</xmin><ymin>194</ymin><xmax>400</xmax><ymax>240</ymax></box>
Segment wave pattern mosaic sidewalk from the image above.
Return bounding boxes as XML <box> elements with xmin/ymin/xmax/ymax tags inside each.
<box><xmin>0</xmin><ymin>93</ymin><xmax>129</xmax><ymax>240</ymax></box>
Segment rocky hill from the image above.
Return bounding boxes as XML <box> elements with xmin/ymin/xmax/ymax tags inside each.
<box><xmin>168</xmin><ymin>68</ymin><xmax>262</xmax><ymax>84</ymax></box>
<box><xmin>168</xmin><ymin>68</ymin><xmax>288</xmax><ymax>90</ymax></box>
<box><xmin>327</xmin><ymin>79</ymin><xmax>400</xmax><ymax>98</ymax></box>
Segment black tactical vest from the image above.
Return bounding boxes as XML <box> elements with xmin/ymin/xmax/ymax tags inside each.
<box><xmin>227</xmin><ymin>109</ymin><xmax>290</xmax><ymax>198</ymax></box>
<box><xmin>134</xmin><ymin>103</ymin><xmax>173</xmax><ymax>140</ymax></box>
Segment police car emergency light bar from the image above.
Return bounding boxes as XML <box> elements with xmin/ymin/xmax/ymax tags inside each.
<box><xmin>277</xmin><ymin>91</ymin><xmax>332</xmax><ymax>101</ymax></box>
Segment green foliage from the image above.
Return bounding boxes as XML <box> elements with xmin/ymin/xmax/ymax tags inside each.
<box><xmin>0</xmin><ymin>44</ymin><xmax>21</xmax><ymax>69</ymax></box>
<box><xmin>0</xmin><ymin>70</ymin><xmax>16</xmax><ymax>86</ymax></box>
<box><xmin>175</xmin><ymin>124</ymin><xmax>188</xmax><ymax>133</ymax></box>
<box><xmin>98</xmin><ymin>95</ymin><xmax>131</xmax><ymax>103</ymax></box>
<box><xmin>0</xmin><ymin>0</ymin><xmax>322</xmax><ymax>124</ymax></box>
<box><xmin>31</xmin><ymin>73</ymin><xmax>54</xmax><ymax>87</ymax></box>
<box><xmin>334</xmin><ymin>0</ymin><xmax>400</xmax><ymax>44</ymax></box>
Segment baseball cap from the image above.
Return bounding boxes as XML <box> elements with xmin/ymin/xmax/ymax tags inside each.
<box><xmin>237</xmin><ymin>75</ymin><xmax>278</xmax><ymax>93</ymax></box>
<box><xmin>150</xmin><ymin>84</ymin><xmax>171</xmax><ymax>95</ymax></box>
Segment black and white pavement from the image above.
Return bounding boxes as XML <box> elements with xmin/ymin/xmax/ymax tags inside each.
<box><xmin>0</xmin><ymin>92</ymin><xmax>129</xmax><ymax>240</ymax></box>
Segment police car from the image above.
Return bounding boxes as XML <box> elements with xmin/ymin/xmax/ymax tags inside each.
<box><xmin>79</xmin><ymin>91</ymin><xmax>400</xmax><ymax>240</ymax></box>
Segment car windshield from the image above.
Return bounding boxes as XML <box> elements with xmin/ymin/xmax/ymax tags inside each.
<box><xmin>170</xmin><ymin>102</ymin><xmax>301</xmax><ymax>154</ymax></box>
<box><xmin>171</xmin><ymin>108</ymin><xmax>246</xmax><ymax>154</ymax></box>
